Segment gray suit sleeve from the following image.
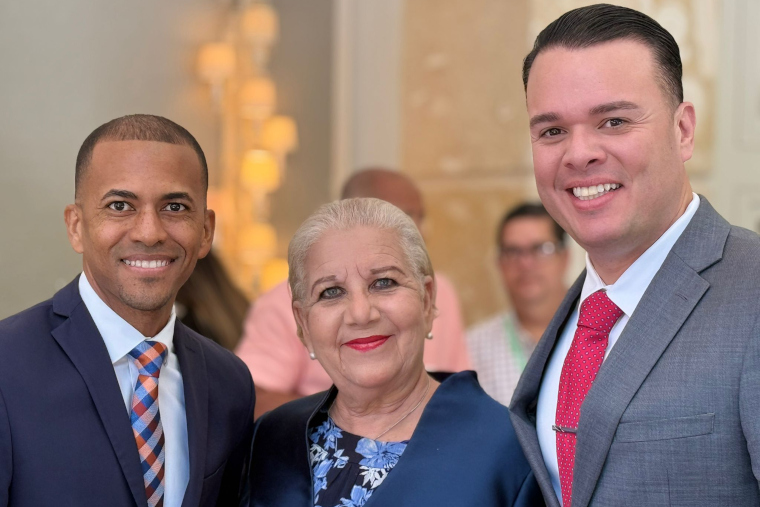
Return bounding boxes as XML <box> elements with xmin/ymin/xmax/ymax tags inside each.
<box><xmin>0</xmin><ymin>385</ymin><xmax>10</xmax><ymax>507</ymax></box>
<box><xmin>740</xmin><ymin>313</ymin><xmax>760</xmax><ymax>492</ymax></box>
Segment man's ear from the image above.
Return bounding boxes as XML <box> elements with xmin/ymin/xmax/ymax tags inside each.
<box><xmin>64</xmin><ymin>204</ymin><xmax>85</xmax><ymax>254</ymax></box>
<box><xmin>292</xmin><ymin>300</ymin><xmax>314</xmax><ymax>354</ymax></box>
<box><xmin>198</xmin><ymin>208</ymin><xmax>216</xmax><ymax>259</ymax></box>
<box><xmin>675</xmin><ymin>101</ymin><xmax>696</xmax><ymax>163</ymax></box>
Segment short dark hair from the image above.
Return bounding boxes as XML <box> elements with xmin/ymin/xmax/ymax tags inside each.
<box><xmin>75</xmin><ymin>114</ymin><xmax>208</xmax><ymax>198</ymax></box>
<box><xmin>522</xmin><ymin>4</ymin><xmax>683</xmax><ymax>108</ymax></box>
<box><xmin>497</xmin><ymin>202</ymin><xmax>566</xmax><ymax>248</ymax></box>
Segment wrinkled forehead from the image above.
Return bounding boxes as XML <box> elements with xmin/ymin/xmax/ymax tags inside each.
<box><xmin>305</xmin><ymin>228</ymin><xmax>411</xmax><ymax>280</ymax></box>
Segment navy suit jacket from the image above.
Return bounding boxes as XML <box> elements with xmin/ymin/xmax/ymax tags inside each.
<box><xmin>248</xmin><ymin>371</ymin><xmax>544</xmax><ymax>506</ymax></box>
<box><xmin>0</xmin><ymin>277</ymin><xmax>255</xmax><ymax>507</ymax></box>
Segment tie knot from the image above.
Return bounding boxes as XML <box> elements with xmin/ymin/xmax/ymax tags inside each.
<box><xmin>128</xmin><ymin>341</ymin><xmax>168</xmax><ymax>378</ymax></box>
<box><xmin>578</xmin><ymin>290</ymin><xmax>623</xmax><ymax>333</ymax></box>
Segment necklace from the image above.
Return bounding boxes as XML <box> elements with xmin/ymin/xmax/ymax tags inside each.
<box><xmin>330</xmin><ymin>374</ymin><xmax>432</xmax><ymax>441</ymax></box>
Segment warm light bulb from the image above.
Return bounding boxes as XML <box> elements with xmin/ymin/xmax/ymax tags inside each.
<box><xmin>241</xmin><ymin>149</ymin><xmax>280</xmax><ymax>193</ymax></box>
<box><xmin>241</xmin><ymin>3</ymin><xmax>279</xmax><ymax>47</ymax></box>
<box><xmin>239</xmin><ymin>77</ymin><xmax>276</xmax><ymax>120</ymax></box>
<box><xmin>238</xmin><ymin>223</ymin><xmax>277</xmax><ymax>266</ymax></box>
<box><xmin>197</xmin><ymin>42</ymin><xmax>236</xmax><ymax>84</ymax></box>
<box><xmin>262</xmin><ymin>115</ymin><xmax>298</xmax><ymax>153</ymax></box>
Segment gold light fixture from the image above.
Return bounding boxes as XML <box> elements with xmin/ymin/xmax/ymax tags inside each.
<box><xmin>262</xmin><ymin>115</ymin><xmax>298</xmax><ymax>154</ymax></box>
<box><xmin>241</xmin><ymin>3</ymin><xmax>278</xmax><ymax>44</ymax></box>
<box><xmin>196</xmin><ymin>0</ymin><xmax>297</xmax><ymax>297</ymax></box>
<box><xmin>197</xmin><ymin>42</ymin><xmax>236</xmax><ymax>106</ymax></box>
<box><xmin>239</xmin><ymin>76</ymin><xmax>277</xmax><ymax>121</ymax></box>
<box><xmin>238</xmin><ymin>223</ymin><xmax>277</xmax><ymax>266</ymax></box>
<box><xmin>241</xmin><ymin>149</ymin><xmax>280</xmax><ymax>194</ymax></box>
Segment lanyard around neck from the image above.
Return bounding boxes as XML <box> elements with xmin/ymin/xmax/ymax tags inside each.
<box><xmin>503</xmin><ymin>315</ymin><xmax>527</xmax><ymax>372</ymax></box>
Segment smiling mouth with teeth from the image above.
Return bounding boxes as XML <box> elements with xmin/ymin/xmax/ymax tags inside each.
<box><xmin>122</xmin><ymin>259</ymin><xmax>173</xmax><ymax>269</ymax></box>
<box><xmin>572</xmin><ymin>183</ymin><xmax>621</xmax><ymax>201</ymax></box>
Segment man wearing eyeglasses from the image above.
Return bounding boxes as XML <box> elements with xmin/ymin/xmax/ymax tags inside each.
<box><xmin>467</xmin><ymin>202</ymin><xmax>569</xmax><ymax>405</ymax></box>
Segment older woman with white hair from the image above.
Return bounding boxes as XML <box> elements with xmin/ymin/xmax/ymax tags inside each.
<box><xmin>248</xmin><ymin>198</ymin><xmax>542</xmax><ymax>507</ymax></box>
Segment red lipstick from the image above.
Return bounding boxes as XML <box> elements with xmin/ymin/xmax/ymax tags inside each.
<box><xmin>344</xmin><ymin>335</ymin><xmax>390</xmax><ymax>352</ymax></box>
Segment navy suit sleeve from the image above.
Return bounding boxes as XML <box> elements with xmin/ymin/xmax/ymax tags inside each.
<box><xmin>0</xmin><ymin>385</ymin><xmax>10</xmax><ymax>507</ymax></box>
<box><xmin>216</xmin><ymin>369</ymin><xmax>256</xmax><ymax>507</ymax></box>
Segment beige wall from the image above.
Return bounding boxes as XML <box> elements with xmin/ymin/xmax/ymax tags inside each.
<box><xmin>711</xmin><ymin>0</ymin><xmax>760</xmax><ymax>231</ymax></box>
<box><xmin>402</xmin><ymin>0</ymin><xmax>535</xmax><ymax>325</ymax></box>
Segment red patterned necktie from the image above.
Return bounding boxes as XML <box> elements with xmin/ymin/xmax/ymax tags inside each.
<box><xmin>555</xmin><ymin>290</ymin><xmax>622</xmax><ymax>507</ymax></box>
<box><xmin>129</xmin><ymin>341</ymin><xmax>169</xmax><ymax>507</ymax></box>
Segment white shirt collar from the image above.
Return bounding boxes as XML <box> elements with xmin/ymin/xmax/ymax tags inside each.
<box><xmin>580</xmin><ymin>192</ymin><xmax>701</xmax><ymax>317</ymax></box>
<box><xmin>79</xmin><ymin>272</ymin><xmax>176</xmax><ymax>364</ymax></box>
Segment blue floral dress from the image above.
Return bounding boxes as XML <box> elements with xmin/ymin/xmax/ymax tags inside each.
<box><xmin>308</xmin><ymin>411</ymin><xmax>408</xmax><ymax>507</ymax></box>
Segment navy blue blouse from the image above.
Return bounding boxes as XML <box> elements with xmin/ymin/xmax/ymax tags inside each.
<box><xmin>248</xmin><ymin>371</ymin><xmax>544</xmax><ymax>507</ymax></box>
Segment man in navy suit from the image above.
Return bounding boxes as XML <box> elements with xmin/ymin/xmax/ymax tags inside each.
<box><xmin>0</xmin><ymin>114</ymin><xmax>255</xmax><ymax>506</ymax></box>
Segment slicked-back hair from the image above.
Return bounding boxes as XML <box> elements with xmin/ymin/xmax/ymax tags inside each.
<box><xmin>497</xmin><ymin>202</ymin><xmax>566</xmax><ymax>249</ymax></box>
<box><xmin>75</xmin><ymin>114</ymin><xmax>208</xmax><ymax>198</ymax></box>
<box><xmin>522</xmin><ymin>3</ymin><xmax>683</xmax><ymax>108</ymax></box>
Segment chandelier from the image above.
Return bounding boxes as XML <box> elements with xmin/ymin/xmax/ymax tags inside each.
<box><xmin>196</xmin><ymin>0</ymin><xmax>296</xmax><ymax>298</ymax></box>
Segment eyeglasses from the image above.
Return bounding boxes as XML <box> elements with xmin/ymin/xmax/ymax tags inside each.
<box><xmin>499</xmin><ymin>241</ymin><xmax>562</xmax><ymax>262</ymax></box>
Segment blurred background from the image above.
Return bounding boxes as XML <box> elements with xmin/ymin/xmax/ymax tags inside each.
<box><xmin>1</xmin><ymin>0</ymin><xmax>758</xmax><ymax>327</ymax></box>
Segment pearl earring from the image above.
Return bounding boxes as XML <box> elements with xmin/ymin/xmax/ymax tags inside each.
<box><xmin>426</xmin><ymin>332</ymin><xmax>433</xmax><ymax>340</ymax></box>
<box><xmin>309</xmin><ymin>352</ymin><xmax>317</xmax><ymax>360</ymax></box>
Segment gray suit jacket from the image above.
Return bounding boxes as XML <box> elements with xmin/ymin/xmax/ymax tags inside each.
<box><xmin>510</xmin><ymin>197</ymin><xmax>760</xmax><ymax>507</ymax></box>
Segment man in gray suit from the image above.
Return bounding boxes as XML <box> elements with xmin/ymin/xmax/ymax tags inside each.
<box><xmin>509</xmin><ymin>4</ymin><xmax>760</xmax><ymax>507</ymax></box>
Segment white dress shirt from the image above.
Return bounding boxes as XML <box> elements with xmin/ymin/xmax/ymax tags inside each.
<box><xmin>536</xmin><ymin>193</ymin><xmax>700</xmax><ymax>504</ymax></box>
<box><xmin>79</xmin><ymin>273</ymin><xmax>189</xmax><ymax>507</ymax></box>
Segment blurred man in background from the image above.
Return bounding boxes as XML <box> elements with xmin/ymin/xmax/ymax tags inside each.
<box><xmin>236</xmin><ymin>167</ymin><xmax>470</xmax><ymax>417</ymax></box>
<box><xmin>467</xmin><ymin>203</ymin><xmax>568</xmax><ymax>405</ymax></box>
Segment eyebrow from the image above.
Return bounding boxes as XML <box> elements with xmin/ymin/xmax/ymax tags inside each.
<box><xmin>529</xmin><ymin>112</ymin><xmax>560</xmax><ymax>129</ymax></box>
<box><xmin>370</xmin><ymin>266</ymin><xmax>405</xmax><ymax>276</ymax></box>
<box><xmin>529</xmin><ymin>101</ymin><xmax>642</xmax><ymax>129</ymax></box>
<box><xmin>99</xmin><ymin>190</ymin><xmax>195</xmax><ymax>203</ymax></box>
<box><xmin>163</xmin><ymin>192</ymin><xmax>194</xmax><ymax>204</ymax></box>
<box><xmin>101</xmin><ymin>189</ymin><xmax>137</xmax><ymax>201</ymax></box>
<box><xmin>310</xmin><ymin>275</ymin><xmax>337</xmax><ymax>295</ymax></box>
<box><xmin>588</xmin><ymin>100</ymin><xmax>640</xmax><ymax>115</ymax></box>
<box><xmin>309</xmin><ymin>266</ymin><xmax>406</xmax><ymax>295</ymax></box>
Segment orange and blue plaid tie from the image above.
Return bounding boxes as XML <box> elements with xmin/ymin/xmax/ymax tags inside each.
<box><xmin>129</xmin><ymin>341</ymin><xmax>169</xmax><ymax>507</ymax></box>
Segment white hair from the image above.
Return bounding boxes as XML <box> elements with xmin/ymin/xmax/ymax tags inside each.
<box><xmin>288</xmin><ymin>198</ymin><xmax>434</xmax><ymax>303</ymax></box>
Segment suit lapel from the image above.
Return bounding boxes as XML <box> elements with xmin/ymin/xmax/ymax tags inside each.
<box><xmin>174</xmin><ymin>324</ymin><xmax>209</xmax><ymax>507</ymax></box>
<box><xmin>569</xmin><ymin>198</ymin><xmax>729</xmax><ymax>507</ymax></box>
<box><xmin>509</xmin><ymin>274</ymin><xmax>585</xmax><ymax>507</ymax></box>
<box><xmin>50</xmin><ymin>280</ymin><xmax>147</xmax><ymax>507</ymax></box>
<box><xmin>570</xmin><ymin>257</ymin><xmax>708</xmax><ymax>507</ymax></box>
